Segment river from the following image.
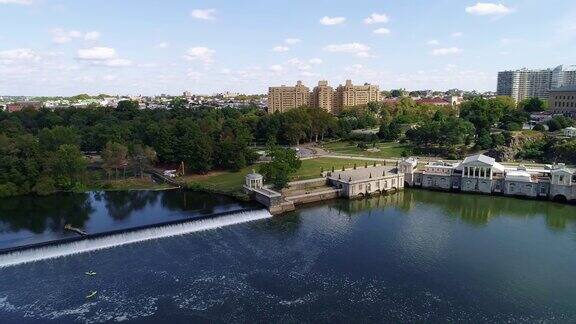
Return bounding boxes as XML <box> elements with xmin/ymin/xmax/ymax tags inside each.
<box><xmin>0</xmin><ymin>189</ymin><xmax>575</xmax><ymax>322</ymax></box>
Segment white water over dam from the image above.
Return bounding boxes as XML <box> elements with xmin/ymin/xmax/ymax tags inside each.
<box><xmin>0</xmin><ymin>209</ymin><xmax>272</xmax><ymax>269</ymax></box>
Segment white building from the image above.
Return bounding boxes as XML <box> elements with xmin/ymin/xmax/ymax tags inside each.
<box><xmin>563</xmin><ymin>126</ymin><xmax>576</xmax><ymax>137</ymax></box>
<box><xmin>497</xmin><ymin>65</ymin><xmax>576</xmax><ymax>102</ymax></box>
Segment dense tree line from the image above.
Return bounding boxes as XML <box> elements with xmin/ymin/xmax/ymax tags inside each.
<box><xmin>0</xmin><ymin>101</ymin><xmax>344</xmax><ymax>196</ymax></box>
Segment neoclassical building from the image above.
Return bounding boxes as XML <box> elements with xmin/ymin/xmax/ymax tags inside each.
<box><xmin>400</xmin><ymin>154</ymin><xmax>576</xmax><ymax>202</ymax></box>
<box><xmin>327</xmin><ymin>165</ymin><xmax>404</xmax><ymax>198</ymax></box>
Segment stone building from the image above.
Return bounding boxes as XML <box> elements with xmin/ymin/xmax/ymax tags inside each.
<box><xmin>403</xmin><ymin>154</ymin><xmax>576</xmax><ymax>202</ymax></box>
<box><xmin>6</xmin><ymin>101</ymin><xmax>42</xmax><ymax>113</ymax></box>
<box><xmin>334</xmin><ymin>80</ymin><xmax>380</xmax><ymax>112</ymax></box>
<box><xmin>327</xmin><ymin>165</ymin><xmax>404</xmax><ymax>198</ymax></box>
<box><xmin>310</xmin><ymin>81</ymin><xmax>336</xmax><ymax>113</ymax></box>
<box><xmin>549</xmin><ymin>85</ymin><xmax>576</xmax><ymax>118</ymax></box>
<box><xmin>421</xmin><ymin>161</ymin><xmax>460</xmax><ymax>191</ymax></box>
<box><xmin>268</xmin><ymin>79</ymin><xmax>380</xmax><ymax>114</ymax></box>
<box><xmin>267</xmin><ymin>81</ymin><xmax>310</xmax><ymax>113</ymax></box>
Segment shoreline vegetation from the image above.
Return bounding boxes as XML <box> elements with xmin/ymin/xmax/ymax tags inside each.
<box><xmin>180</xmin><ymin>156</ymin><xmax>377</xmax><ymax>200</ymax></box>
<box><xmin>3</xmin><ymin>97</ymin><xmax>576</xmax><ymax>200</ymax></box>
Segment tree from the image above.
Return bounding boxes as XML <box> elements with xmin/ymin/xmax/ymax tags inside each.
<box><xmin>129</xmin><ymin>144</ymin><xmax>157</xmax><ymax>178</ymax></box>
<box><xmin>176</xmin><ymin>122</ymin><xmax>213</xmax><ymax>173</ymax></box>
<box><xmin>533</xmin><ymin>124</ymin><xmax>546</xmax><ymax>131</ymax></box>
<box><xmin>32</xmin><ymin>176</ymin><xmax>57</xmax><ymax>196</ymax></box>
<box><xmin>45</xmin><ymin>144</ymin><xmax>88</xmax><ymax>190</ymax></box>
<box><xmin>258</xmin><ymin>145</ymin><xmax>301</xmax><ymax>189</ymax></box>
<box><xmin>102</xmin><ymin>142</ymin><xmax>129</xmax><ymax>179</ymax></box>
<box><xmin>390</xmin><ymin>89</ymin><xmax>405</xmax><ymax>98</ymax></box>
<box><xmin>476</xmin><ymin>129</ymin><xmax>493</xmax><ymax>149</ymax></box>
<box><xmin>378</xmin><ymin>121</ymin><xmax>401</xmax><ymax>141</ymax></box>
<box><xmin>519</xmin><ymin>97</ymin><xmax>547</xmax><ymax>112</ymax></box>
<box><xmin>491</xmin><ymin>133</ymin><xmax>506</xmax><ymax>146</ymax></box>
<box><xmin>547</xmin><ymin>116</ymin><xmax>574</xmax><ymax>132</ymax></box>
<box><xmin>38</xmin><ymin>126</ymin><xmax>80</xmax><ymax>151</ymax></box>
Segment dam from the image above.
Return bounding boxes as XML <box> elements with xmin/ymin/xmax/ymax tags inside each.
<box><xmin>0</xmin><ymin>190</ymin><xmax>269</xmax><ymax>268</ymax></box>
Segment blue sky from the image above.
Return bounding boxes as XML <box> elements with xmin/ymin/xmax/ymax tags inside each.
<box><xmin>1</xmin><ymin>0</ymin><xmax>575</xmax><ymax>96</ymax></box>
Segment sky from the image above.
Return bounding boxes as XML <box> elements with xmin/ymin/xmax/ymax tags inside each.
<box><xmin>0</xmin><ymin>0</ymin><xmax>575</xmax><ymax>96</ymax></box>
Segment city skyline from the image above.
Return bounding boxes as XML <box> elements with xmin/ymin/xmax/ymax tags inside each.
<box><xmin>1</xmin><ymin>0</ymin><xmax>575</xmax><ymax>96</ymax></box>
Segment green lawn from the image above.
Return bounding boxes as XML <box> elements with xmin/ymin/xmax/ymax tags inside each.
<box><xmin>181</xmin><ymin>157</ymin><xmax>378</xmax><ymax>193</ymax></box>
<box><xmin>322</xmin><ymin>140</ymin><xmax>408</xmax><ymax>158</ymax></box>
<box><xmin>295</xmin><ymin>157</ymin><xmax>377</xmax><ymax>180</ymax></box>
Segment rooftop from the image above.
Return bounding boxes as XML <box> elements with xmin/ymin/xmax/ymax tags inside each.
<box><xmin>550</xmin><ymin>85</ymin><xmax>576</xmax><ymax>92</ymax></box>
<box><xmin>328</xmin><ymin>166</ymin><xmax>398</xmax><ymax>182</ymax></box>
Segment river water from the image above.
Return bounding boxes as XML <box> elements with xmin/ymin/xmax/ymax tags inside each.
<box><xmin>1</xmin><ymin>189</ymin><xmax>576</xmax><ymax>322</ymax></box>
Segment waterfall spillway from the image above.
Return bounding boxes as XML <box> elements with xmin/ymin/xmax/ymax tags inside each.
<box><xmin>0</xmin><ymin>209</ymin><xmax>272</xmax><ymax>269</ymax></box>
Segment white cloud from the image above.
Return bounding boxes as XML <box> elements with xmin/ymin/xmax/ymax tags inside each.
<box><xmin>0</xmin><ymin>0</ymin><xmax>32</xmax><ymax>5</ymax></box>
<box><xmin>286</xmin><ymin>58</ymin><xmax>311</xmax><ymax>70</ymax></box>
<box><xmin>51</xmin><ymin>28</ymin><xmax>82</xmax><ymax>44</ymax></box>
<box><xmin>51</xmin><ymin>28</ymin><xmax>101</xmax><ymax>43</ymax></box>
<box><xmin>356</xmin><ymin>52</ymin><xmax>375</xmax><ymax>58</ymax></box>
<box><xmin>324</xmin><ymin>43</ymin><xmax>372</xmax><ymax>57</ymax></box>
<box><xmin>451</xmin><ymin>32</ymin><xmax>463</xmax><ymax>37</ymax></box>
<box><xmin>0</xmin><ymin>48</ymin><xmax>39</xmax><ymax>61</ymax></box>
<box><xmin>269</xmin><ymin>65</ymin><xmax>283</xmax><ymax>72</ymax></box>
<box><xmin>427</xmin><ymin>39</ymin><xmax>440</xmax><ymax>46</ymax></box>
<box><xmin>300</xmin><ymin>71</ymin><xmax>318</xmax><ymax>77</ymax></box>
<box><xmin>272</xmin><ymin>46</ymin><xmax>290</xmax><ymax>52</ymax></box>
<box><xmin>76</xmin><ymin>47</ymin><xmax>132</xmax><ymax>67</ymax></box>
<box><xmin>84</xmin><ymin>31</ymin><xmax>101</xmax><ymax>41</ymax></box>
<box><xmin>345</xmin><ymin>64</ymin><xmax>365</xmax><ymax>73</ymax></box>
<box><xmin>187</xmin><ymin>70</ymin><xmax>203</xmax><ymax>80</ymax></box>
<box><xmin>285</xmin><ymin>38</ymin><xmax>301</xmax><ymax>45</ymax></box>
<box><xmin>191</xmin><ymin>8</ymin><xmax>216</xmax><ymax>20</ymax></box>
<box><xmin>431</xmin><ymin>47</ymin><xmax>463</xmax><ymax>56</ymax></box>
<box><xmin>102</xmin><ymin>58</ymin><xmax>132</xmax><ymax>67</ymax></box>
<box><xmin>320</xmin><ymin>16</ymin><xmax>346</xmax><ymax>25</ymax></box>
<box><xmin>156</xmin><ymin>42</ymin><xmax>169</xmax><ymax>48</ymax></box>
<box><xmin>77</xmin><ymin>47</ymin><xmax>117</xmax><ymax>60</ymax></box>
<box><xmin>324</xmin><ymin>42</ymin><xmax>370</xmax><ymax>53</ymax></box>
<box><xmin>373</xmin><ymin>28</ymin><xmax>391</xmax><ymax>35</ymax></box>
<box><xmin>465</xmin><ymin>3</ymin><xmax>512</xmax><ymax>16</ymax></box>
<box><xmin>364</xmin><ymin>13</ymin><xmax>389</xmax><ymax>24</ymax></box>
<box><xmin>309</xmin><ymin>58</ymin><xmax>323</xmax><ymax>64</ymax></box>
<box><xmin>184</xmin><ymin>47</ymin><xmax>215</xmax><ymax>63</ymax></box>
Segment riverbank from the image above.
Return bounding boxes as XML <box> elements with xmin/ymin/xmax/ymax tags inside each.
<box><xmin>179</xmin><ymin>157</ymin><xmax>377</xmax><ymax>198</ymax></box>
<box><xmin>3</xmin><ymin>190</ymin><xmax>576</xmax><ymax>322</ymax></box>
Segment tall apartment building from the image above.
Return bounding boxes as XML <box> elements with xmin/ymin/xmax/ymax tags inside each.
<box><xmin>311</xmin><ymin>80</ymin><xmax>336</xmax><ymax>113</ymax></box>
<box><xmin>497</xmin><ymin>65</ymin><xmax>576</xmax><ymax>102</ymax></box>
<box><xmin>267</xmin><ymin>81</ymin><xmax>310</xmax><ymax>113</ymax></box>
<box><xmin>268</xmin><ymin>80</ymin><xmax>380</xmax><ymax>114</ymax></box>
<box><xmin>335</xmin><ymin>80</ymin><xmax>380</xmax><ymax>110</ymax></box>
<box><xmin>552</xmin><ymin>65</ymin><xmax>576</xmax><ymax>89</ymax></box>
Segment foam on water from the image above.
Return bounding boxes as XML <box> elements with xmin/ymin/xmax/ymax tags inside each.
<box><xmin>0</xmin><ymin>209</ymin><xmax>272</xmax><ymax>269</ymax></box>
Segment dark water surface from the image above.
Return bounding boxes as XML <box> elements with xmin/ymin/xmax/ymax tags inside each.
<box><xmin>1</xmin><ymin>189</ymin><xmax>576</xmax><ymax>322</ymax></box>
<box><xmin>0</xmin><ymin>190</ymin><xmax>256</xmax><ymax>250</ymax></box>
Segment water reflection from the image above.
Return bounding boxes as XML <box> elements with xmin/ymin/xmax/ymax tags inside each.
<box><xmin>325</xmin><ymin>189</ymin><xmax>576</xmax><ymax>231</ymax></box>
<box><xmin>0</xmin><ymin>193</ymin><xmax>93</xmax><ymax>234</ymax></box>
<box><xmin>0</xmin><ymin>189</ymin><xmax>257</xmax><ymax>250</ymax></box>
<box><xmin>103</xmin><ymin>191</ymin><xmax>161</xmax><ymax>220</ymax></box>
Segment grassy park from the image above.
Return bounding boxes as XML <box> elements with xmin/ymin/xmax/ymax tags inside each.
<box><xmin>180</xmin><ymin>157</ymin><xmax>377</xmax><ymax>194</ymax></box>
<box><xmin>322</xmin><ymin>140</ymin><xmax>409</xmax><ymax>159</ymax></box>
